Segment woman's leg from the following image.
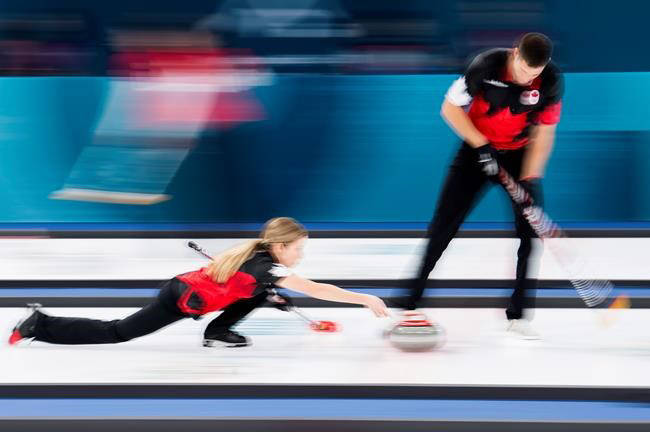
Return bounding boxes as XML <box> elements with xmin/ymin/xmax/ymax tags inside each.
<box><xmin>31</xmin><ymin>279</ymin><xmax>186</xmax><ymax>345</ymax></box>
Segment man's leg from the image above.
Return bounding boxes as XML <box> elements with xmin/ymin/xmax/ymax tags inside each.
<box><xmin>406</xmin><ymin>144</ymin><xmax>488</xmax><ymax>309</ymax></box>
<box><xmin>506</xmin><ymin>208</ymin><xmax>540</xmax><ymax>320</ymax></box>
<box><xmin>499</xmin><ymin>149</ymin><xmax>542</xmax><ymax>337</ymax></box>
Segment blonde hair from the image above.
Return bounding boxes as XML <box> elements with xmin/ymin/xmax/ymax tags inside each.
<box><xmin>205</xmin><ymin>217</ymin><xmax>308</xmax><ymax>283</ymax></box>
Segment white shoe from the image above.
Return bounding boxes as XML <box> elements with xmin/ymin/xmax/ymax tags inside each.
<box><xmin>506</xmin><ymin>319</ymin><xmax>540</xmax><ymax>340</ymax></box>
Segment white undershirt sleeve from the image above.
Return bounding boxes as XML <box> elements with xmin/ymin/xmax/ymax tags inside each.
<box><xmin>445</xmin><ymin>76</ymin><xmax>473</xmax><ymax>107</ymax></box>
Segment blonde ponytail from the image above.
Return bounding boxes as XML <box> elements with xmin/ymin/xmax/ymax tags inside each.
<box><xmin>205</xmin><ymin>239</ymin><xmax>264</xmax><ymax>283</ymax></box>
<box><xmin>205</xmin><ymin>217</ymin><xmax>308</xmax><ymax>284</ymax></box>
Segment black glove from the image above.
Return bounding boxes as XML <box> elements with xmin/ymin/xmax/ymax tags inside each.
<box><xmin>476</xmin><ymin>143</ymin><xmax>499</xmax><ymax>178</ymax></box>
<box><xmin>519</xmin><ymin>178</ymin><xmax>543</xmax><ymax>207</ymax></box>
<box><xmin>267</xmin><ymin>290</ymin><xmax>294</xmax><ymax>312</ymax></box>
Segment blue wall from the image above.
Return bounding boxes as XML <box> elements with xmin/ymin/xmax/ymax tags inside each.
<box><xmin>0</xmin><ymin>73</ymin><xmax>648</xmax><ymax>223</ymax></box>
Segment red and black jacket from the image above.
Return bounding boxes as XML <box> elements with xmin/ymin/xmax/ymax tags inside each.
<box><xmin>175</xmin><ymin>251</ymin><xmax>290</xmax><ymax>316</ymax></box>
<box><xmin>446</xmin><ymin>48</ymin><xmax>563</xmax><ymax>150</ymax></box>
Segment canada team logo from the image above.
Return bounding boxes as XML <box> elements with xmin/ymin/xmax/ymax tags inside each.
<box><xmin>519</xmin><ymin>90</ymin><xmax>540</xmax><ymax>105</ymax></box>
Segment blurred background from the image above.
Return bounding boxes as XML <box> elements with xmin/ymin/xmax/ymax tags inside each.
<box><xmin>2</xmin><ymin>2</ymin><xmax>650</xmax><ymax>432</ymax></box>
<box><xmin>0</xmin><ymin>0</ymin><xmax>648</xmax><ymax>224</ymax></box>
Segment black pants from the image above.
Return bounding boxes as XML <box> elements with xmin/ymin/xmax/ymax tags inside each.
<box><xmin>204</xmin><ymin>291</ymin><xmax>269</xmax><ymax>338</ymax></box>
<box><xmin>33</xmin><ymin>278</ymin><xmax>188</xmax><ymax>344</ymax></box>
<box><xmin>408</xmin><ymin>143</ymin><xmax>541</xmax><ymax>320</ymax></box>
<box><xmin>33</xmin><ymin>279</ymin><xmax>269</xmax><ymax>345</ymax></box>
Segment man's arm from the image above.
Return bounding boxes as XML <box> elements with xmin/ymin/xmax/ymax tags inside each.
<box><xmin>520</xmin><ymin>123</ymin><xmax>556</xmax><ymax>180</ymax></box>
<box><xmin>440</xmin><ymin>99</ymin><xmax>488</xmax><ymax>148</ymax></box>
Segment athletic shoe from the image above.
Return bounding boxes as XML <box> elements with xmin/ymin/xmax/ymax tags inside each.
<box><xmin>506</xmin><ymin>319</ymin><xmax>540</xmax><ymax>340</ymax></box>
<box><xmin>203</xmin><ymin>329</ymin><xmax>250</xmax><ymax>348</ymax></box>
<box><xmin>8</xmin><ymin>303</ymin><xmax>43</xmax><ymax>345</ymax></box>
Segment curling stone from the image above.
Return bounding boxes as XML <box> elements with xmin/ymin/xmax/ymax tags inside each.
<box><xmin>386</xmin><ymin>313</ymin><xmax>445</xmax><ymax>352</ymax></box>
